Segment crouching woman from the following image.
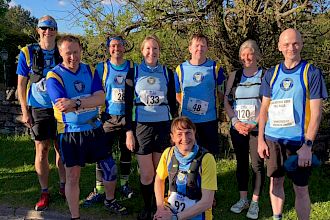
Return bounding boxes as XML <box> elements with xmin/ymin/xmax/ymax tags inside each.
<box><xmin>154</xmin><ymin>116</ymin><xmax>217</xmax><ymax>220</ymax></box>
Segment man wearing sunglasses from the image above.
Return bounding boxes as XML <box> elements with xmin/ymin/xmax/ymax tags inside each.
<box><xmin>16</xmin><ymin>15</ymin><xmax>66</xmax><ymax>211</ymax></box>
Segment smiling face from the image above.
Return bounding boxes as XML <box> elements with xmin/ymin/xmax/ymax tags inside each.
<box><xmin>171</xmin><ymin>128</ymin><xmax>196</xmax><ymax>155</ymax></box>
<box><xmin>170</xmin><ymin>117</ymin><xmax>197</xmax><ymax>155</ymax></box>
<box><xmin>240</xmin><ymin>47</ymin><xmax>257</xmax><ymax>68</ymax></box>
<box><xmin>141</xmin><ymin>39</ymin><xmax>160</xmax><ymax>66</ymax></box>
<box><xmin>59</xmin><ymin>40</ymin><xmax>81</xmax><ymax>72</ymax></box>
<box><xmin>37</xmin><ymin>17</ymin><xmax>57</xmax><ymax>44</ymax></box>
<box><xmin>189</xmin><ymin>37</ymin><xmax>208</xmax><ymax>61</ymax></box>
<box><xmin>278</xmin><ymin>29</ymin><xmax>303</xmax><ymax>63</ymax></box>
<box><xmin>109</xmin><ymin>39</ymin><xmax>125</xmax><ymax>61</ymax></box>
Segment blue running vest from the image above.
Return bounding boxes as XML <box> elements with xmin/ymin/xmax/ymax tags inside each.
<box><xmin>233</xmin><ymin>68</ymin><xmax>263</xmax><ymax>125</ymax></box>
<box><xmin>96</xmin><ymin>60</ymin><xmax>134</xmax><ymax>115</ymax></box>
<box><xmin>47</xmin><ymin>64</ymin><xmax>101</xmax><ymax>133</ymax></box>
<box><xmin>17</xmin><ymin>45</ymin><xmax>57</xmax><ymax>108</ymax></box>
<box><xmin>132</xmin><ymin>62</ymin><xmax>172</xmax><ymax>122</ymax></box>
<box><xmin>175</xmin><ymin>59</ymin><xmax>223</xmax><ymax>123</ymax></box>
<box><xmin>265</xmin><ymin>61</ymin><xmax>310</xmax><ymax>143</ymax></box>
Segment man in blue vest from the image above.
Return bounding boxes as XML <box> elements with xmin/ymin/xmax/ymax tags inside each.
<box><xmin>83</xmin><ymin>36</ymin><xmax>134</xmax><ymax>207</ymax></box>
<box><xmin>258</xmin><ymin>28</ymin><xmax>328</xmax><ymax>220</ymax></box>
<box><xmin>174</xmin><ymin>33</ymin><xmax>225</xmax><ymax>156</ymax></box>
<box><xmin>46</xmin><ymin>35</ymin><xmax>127</xmax><ymax>219</ymax></box>
<box><xmin>16</xmin><ymin>15</ymin><xmax>65</xmax><ymax>211</ymax></box>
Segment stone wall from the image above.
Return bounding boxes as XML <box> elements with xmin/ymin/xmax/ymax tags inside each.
<box><xmin>0</xmin><ymin>88</ymin><xmax>28</xmax><ymax>135</ymax></box>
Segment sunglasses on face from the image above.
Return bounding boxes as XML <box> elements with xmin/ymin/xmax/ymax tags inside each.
<box><xmin>39</xmin><ymin>27</ymin><xmax>56</xmax><ymax>31</ymax></box>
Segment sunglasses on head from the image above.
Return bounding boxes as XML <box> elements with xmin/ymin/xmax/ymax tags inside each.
<box><xmin>39</xmin><ymin>27</ymin><xmax>56</xmax><ymax>31</ymax></box>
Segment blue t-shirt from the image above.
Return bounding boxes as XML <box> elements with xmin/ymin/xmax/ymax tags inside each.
<box><xmin>46</xmin><ymin>63</ymin><xmax>103</xmax><ymax>133</ymax></box>
<box><xmin>16</xmin><ymin>45</ymin><xmax>57</xmax><ymax>108</ymax></box>
<box><xmin>175</xmin><ymin>59</ymin><xmax>225</xmax><ymax>123</ymax></box>
<box><xmin>260</xmin><ymin>60</ymin><xmax>328</xmax><ymax>145</ymax></box>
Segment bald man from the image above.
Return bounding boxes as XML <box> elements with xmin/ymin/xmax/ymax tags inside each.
<box><xmin>257</xmin><ymin>28</ymin><xmax>328</xmax><ymax>220</ymax></box>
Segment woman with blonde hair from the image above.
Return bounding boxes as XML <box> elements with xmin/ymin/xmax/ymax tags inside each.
<box><xmin>125</xmin><ymin>35</ymin><xmax>177</xmax><ymax>220</ymax></box>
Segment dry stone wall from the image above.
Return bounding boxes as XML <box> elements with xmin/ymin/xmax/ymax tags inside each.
<box><xmin>0</xmin><ymin>89</ymin><xmax>28</xmax><ymax>135</ymax></box>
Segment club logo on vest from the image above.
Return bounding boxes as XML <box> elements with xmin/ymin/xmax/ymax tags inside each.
<box><xmin>44</xmin><ymin>59</ymin><xmax>51</xmax><ymax>68</ymax></box>
<box><xmin>147</xmin><ymin>77</ymin><xmax>156</xmax><ymax>84</ymax></box>
<box><xmin>193</xmin><ymin>72</ymin><xmax>204</xmax><ymax>83</ymax></box>
<box><xmin>177</xmin><ymin>172</ymin><xmax>187</xmax><ymax>184</ymax></box>
<box><xmin>280</xmin><ymin>78</ymin><xmax>294</xmax><ymax>91</ymax></box>
<box><xmin>74</xmin><ymin>80</ymin><xmax>85</xmax><ymax>93</ymax></box>
<box><xmin>114</xmin><ymin>75</ymin><xmax>125</xmax><ymax>85</ymax></box>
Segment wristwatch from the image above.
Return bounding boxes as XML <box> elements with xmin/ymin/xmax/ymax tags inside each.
<box><xmin>75</xmin><ymin>99</ymin><xmax>81</xmax><ymax>110</ymax></box>
<box><xmin>304</xmin><ymin>139</ymin><xmax>313</xmax><ymax>148</ymax></box>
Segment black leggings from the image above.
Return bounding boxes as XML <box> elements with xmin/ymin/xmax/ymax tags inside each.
<box><xmin>230</xmin><ymin>127</ymin><xmax>265</xmax><ymax>196</ymax></box>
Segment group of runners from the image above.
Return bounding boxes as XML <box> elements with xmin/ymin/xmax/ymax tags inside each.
<box><xmin>16</xmin><ymin>15</ymin><xmax>328</xmax><ymax>220</ymax></box>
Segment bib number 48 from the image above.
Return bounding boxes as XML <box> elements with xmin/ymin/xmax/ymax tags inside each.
<box><xmin>193</xmin><ymin>104</ymin><xmax>202</xmax><ymax>112</ymax></box>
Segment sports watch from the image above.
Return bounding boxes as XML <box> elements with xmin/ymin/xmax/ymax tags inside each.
<box><xmin>75</xmin><ymin>99</ymin><xmax>81</xmax><ymax>110</ymax></box>
<box><xmin>304</xmin><ymin>139</ymin><xmax>313</xmax><ymax>148</ymax></box>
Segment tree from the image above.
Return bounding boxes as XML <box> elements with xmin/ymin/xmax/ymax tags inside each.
<box><xmin>0</xmin><ymin>0</ymin><xmax>10</xmax><ymax>17</ymax></box>
<box><xmin>0</xmin><ymin>2</ymin><xmax>37</xmax><ymax>87</ymax></box>
<box><xmin>4</xmin><ymin>5</ymin><xmax>38</xmax><ymax>37</ymax></box>
<box><xmin>69</xmin><ymin>0</ymin><xmax>329</xmax><ymax>74</ymax></box>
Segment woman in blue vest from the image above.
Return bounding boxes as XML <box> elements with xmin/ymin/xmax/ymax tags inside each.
<box><xmin>224</xmin><ymin>40</ymin><xmax>265</xmax><ymax>219</ymax></box>
<box><xmin>125</xmin><ymin>35</ymin><xmax>177</xmax><ymax>220</ymax></box>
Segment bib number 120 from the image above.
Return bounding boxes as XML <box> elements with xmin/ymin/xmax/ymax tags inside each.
<box><xmin>237</xmin><ymin>109</ymin><xmax>250</xmax><ymax>120</ymax></box>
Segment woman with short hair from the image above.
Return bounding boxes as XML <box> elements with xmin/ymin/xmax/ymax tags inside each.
<box><xmin>224</xmin><ymin>39</ymin><xmax>265</xmax><ymax>219</ymax></box>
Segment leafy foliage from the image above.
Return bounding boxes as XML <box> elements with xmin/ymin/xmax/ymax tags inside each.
<box><xmin>69</xmin><ymin>0</ymin><xmax>330</xmax><ymax>132</ymax></box>
<box><xmin>0</xmin><ymin>3</ymin><xmax>37</xmax><ymax>86</ymax></box>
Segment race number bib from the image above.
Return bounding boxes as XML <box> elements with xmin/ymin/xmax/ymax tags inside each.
<box><xmin>236</xmin><ymin>104</ymin><xmax>256</xmax><ymax>121</ymax></box>
<box><xmin>167</xmin><ymin>192</ymin><xmax>197</xmax><ymax>213</ymax></box>
<box><xmin>139</xmin><ymin>90</ymin><xmax>165</xmax><ymax>106</ymax></box>
<box><xmin>72</xmin><ymin>95</ymin><xmax>97</xmax><ymax>114</ymax></box>
<box><xmin>111</xmin><ymin>88</ymin><xmax>125</xmax><ymax>103</ymax></box>
<box><xmin>268</xmin><ymin>98</ymin><xmax>295</xmax><ymax>127</ymax></box>
<box><xmin>187</xmin><ymin>98</ymin><xmax>209</xmax><ymax>115</ymax></box>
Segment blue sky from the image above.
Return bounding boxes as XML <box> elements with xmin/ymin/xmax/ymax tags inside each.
<box><xmin>9</xmin><ymin>0</ymin><xmax>116</xmax><ymax>35</ymax></box>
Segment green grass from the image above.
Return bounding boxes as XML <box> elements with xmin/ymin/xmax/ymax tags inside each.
<box><xmin>0</xmin><ymin>135</ymin><xmax>329</xmax><ymax>219</ymax></box>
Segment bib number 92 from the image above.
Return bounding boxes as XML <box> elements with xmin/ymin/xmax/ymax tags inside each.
<box><xmin>174</xmin><ymin>201</ymin><xmax>185</xmax><ymax>212</ymax></box>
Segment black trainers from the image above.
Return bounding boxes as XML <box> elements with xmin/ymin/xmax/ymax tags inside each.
<box><xmin>121</xmin><ymin>183</ymin><xmax>134</xmax><ymax>199</ymax></box>
<box><xmin>104</xmin><ymin>199</ymin><xmax>128</xmax><ymax>215</ymax></box>
<box><xmin>82</xmin><ymin>188</ymin><xmax>105</xmax><ymax>208</ymax></box>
